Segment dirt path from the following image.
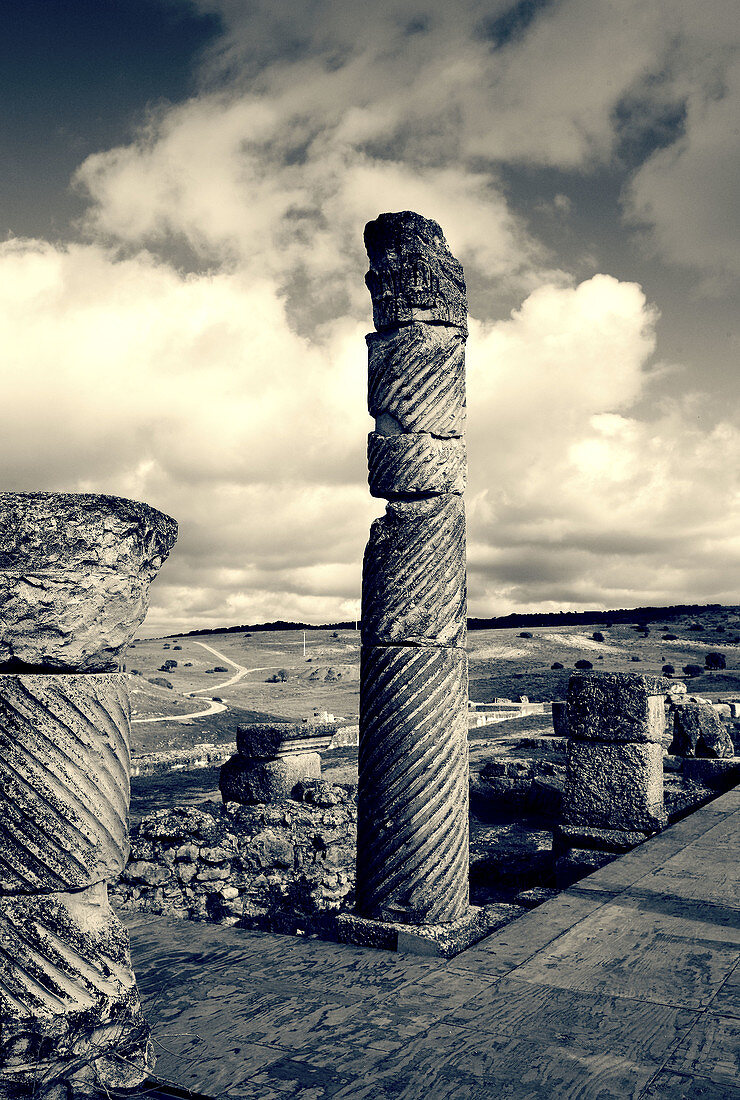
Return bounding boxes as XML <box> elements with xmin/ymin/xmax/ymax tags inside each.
<box><xmin>132</xmin><ymin>641</ymin><xmax>287</xmax><ymax>725</ymax></box>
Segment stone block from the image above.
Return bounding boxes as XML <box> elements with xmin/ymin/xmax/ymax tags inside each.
<box><xmin>367</xmin><ymin>324</ymin><xmax>465</xmax><ymax>437</ymax></box>
<box><xmin>554</xmin><ymin>824</ymin><xmax>649</xmax><ymax>854</ymax></box>
<box><xmin>552</xmin><ymin>701</ymin><xmax>569</xmax><ymax>737</ymax></box>
<box><xmin>563</xmin><ymin>740</ymin><xmax>666</xmax><ymax>832</ymax></box>
<box><xmin>679</xmin><ymin>756</ymin><xmax>740</xmax><ymax>790</ymax></box>
<box><xmin>367</xmin><ymin>431</ymin><xmax>466</xmax><ymax>497</ymax></box>
<box><xmin>219</xmin><ymin>753</ymin><xmax>321</xmax><ymax>804</ymax></box>
<box><xmin>566</xmin><ymin>671</ymin><xmax>670</xmax><ymax>743</ymax></box>
<box><xmin>362</xmin><ymin>495</ymin><xmax>466</xmax><ymax>648</ymax></box>
<box><xmin>0</xmin><ymin>492</ymin><xmax>177</xmax><ymax>671</ymax></box>
<box><xmin>357</xmin><ymin>645</ymin><xmax>469</xmax><ymax>923</ymax></box>
<box><xmin>236</xmin><ymin>722</ymin><xmax>335</xmax><ymax>760</ymax></box>
<box><xmin>0</xmin><ymin>883</ymin><xmax>152</xmax><ymax>1095</ymax></box>
<box><xmin>337</xmin><ymin>905</ymin><xmax>500</xmax><ymax>959</ymax></box>
<box><xmin>0</xmin><ymin>672</ymin><xmax>131</xmax><ymax>892</ymax></box>
<box><xmin>364</xmin><ymin>211</ymin><xmax>467</xmax><ymax>332</ymax></box>
<box><xmin>670</xmin><ymin>703</ymin><xmax>734</xmax><ymax>757</ymax></box>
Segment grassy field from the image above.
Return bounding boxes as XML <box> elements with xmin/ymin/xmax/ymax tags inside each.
<box><xmin>127</xmin><ymin>607</ymin><xmax>740</xmax><ymax>755</ymax></box>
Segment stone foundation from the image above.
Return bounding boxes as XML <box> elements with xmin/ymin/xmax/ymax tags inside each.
<box><xmin>112</xmin><ymin>781</ymin><xmax>357</xmax><ymax>930</ymax></box>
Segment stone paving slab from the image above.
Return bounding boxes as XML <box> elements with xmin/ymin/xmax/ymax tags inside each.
<box><xmin>126</xmin><ymin>787</ymin><xmax>739</xmax><ymax>1099</ymax></box>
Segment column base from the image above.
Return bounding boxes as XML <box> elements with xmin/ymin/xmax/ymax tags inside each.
<box><xmin>337</xmin><ymin>905</ymin><xmax>495</xmax><ymax>959</ymax></box>
<box><xmin>554</xmin><ymin>823</ymin><xmax>657</xmax><ymax>854</ymax></box>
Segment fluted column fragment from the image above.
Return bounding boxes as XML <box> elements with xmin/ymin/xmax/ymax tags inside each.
<box><xmin>357</xmin><ymin>211</ymin><xmax>470</xmax><ymax>929</ymax></box>
<box><xmin>0</xmin><ymin>491</ymin><xmax>176</xmax><ymax>1098</ymax></box>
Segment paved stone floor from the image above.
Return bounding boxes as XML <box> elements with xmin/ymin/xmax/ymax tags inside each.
<box><xmin>127</xmin><ymin>786</ymin><xmax>740</xmax><ymax>1099</ymax></box>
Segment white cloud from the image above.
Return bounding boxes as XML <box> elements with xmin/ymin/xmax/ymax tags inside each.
<box><xmin>2</xmin><ymin>235</ymin><xmax>738</xmax><ymax>625</ymax></box>
<box><xmin>627</xmin><ymin>53</ymin><xmax>740</xmax><ymax>277</ymax></box>
<box><xmin>2</xmin><ymin>0</ymin><xmax>739</xmax><ymax>626</ymax></box>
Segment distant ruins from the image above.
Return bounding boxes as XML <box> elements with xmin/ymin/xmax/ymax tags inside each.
<box><xmin>0</xmin><ymin>493</ymin><xmax>176</xmax><ymax>1098</ymax></box>
<box><xmin>341</xmin><ymin>211</ymin><xmax>481</xmax><ymax>953</ymax></box>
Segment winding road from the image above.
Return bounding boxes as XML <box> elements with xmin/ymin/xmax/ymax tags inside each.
<box><xmin>131</xmin><ymin>641</ymin><xmax>285</xmax><ymax>724</ymax></box>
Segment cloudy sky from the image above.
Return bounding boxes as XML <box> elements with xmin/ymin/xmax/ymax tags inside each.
<box><xmin>2</xmin><ymin>0</ymin><xmax>739</xmax><ymax>631</ymax></box>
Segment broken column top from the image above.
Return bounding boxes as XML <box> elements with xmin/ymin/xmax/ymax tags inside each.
<box><xmin>0</xmin><ymin>492</ymin><xmax>177</xmax><ymax>570</ymax></box>
<box><xmin>364</xmin><ymin>211</ymin><xmax>467</xmax><ymax>333</ymax></box>
<box><xmin>0</xmin><ymin>491</ymin><xmax>178</xmax><ymax>672</ymax></box>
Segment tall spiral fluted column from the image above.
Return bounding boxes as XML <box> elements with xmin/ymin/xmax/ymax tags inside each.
<box><xmin>356</xmin><ymin>211</ymin><xmax>470</xmax><ymax>930</ymax></box>
<box><xmin>0</xmin><ymin>492</ymin><xmax>177</xmax><ymax>1099</ymax></box>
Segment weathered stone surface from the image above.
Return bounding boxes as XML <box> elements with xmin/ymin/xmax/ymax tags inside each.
<box><xmin>0</xmin><ymin>492</ymin><xmax>177</xmax><ymax>671</ymax></box>
<box><xmin>670</xmin><ymin>703</ymin><xmax>734</xmax><ymax>757</ymax></box>
<box><xmin>367</xmin><ymin>431</ymin><xmax>466</xmax><ymax>497</ymax></box>
<box><xmin>236</xmin><ymin>722</ymin><xmax>335</xmax><ymax>760</ymax></box>
<box><xmin>367</xmin><ymin>323</ymin><xmax>465</xmax><ymax>436</ymax></box>
<box><xmin>552</xmin><ymin>700</ymin><xmax>569</xmax><ymax>737</ymax></box>
<box><xmin>362</xmin><ymin>495</ymin><xmax>466</xmax><ymax>649</ymax></box>
<box><xmin>112</xmin><ymin>787</ymin><xmax>357</xmax><ymax>927</ymax></box>
<box><xmin>364</xmin><ymin>211</ymin><xmax>467</xmax><ymax>332</ymax></box>
<box><xmin>0</xmin><ymin>673</ymin><xmax>130</xmax><ymax>892</ymax></box>
<box><xmin>567</xmin><ymin>672</ymin><xmax>670</xmax><ymax>744</ymax></box>
<box><xmin>357</xmin><ymin>645</ymin><xmax>469</xmax><ymax>924</ymax></box>
<box><xmin>678</xmin><ymin>756</ymin><xmax>740</xmax><ymax>790</ymax></box>
<box><xmin>554</xmin><ymin>824</ymin><xmax>649</xmax><ymax>853</ymax></box>
<box><xmin>219</xmin><ymin>753</ymin><xmax>321</xmax><ymax>804</ymax></box>
<box><xmin>337</xmin><ymin>904</ymin><xmax>510</xmax><ymax>959</ymax></box>
<box><xmin>0</xmin><ymin>883</ymin><xmax>152</xmax><ymax>1096</ymax></box>
<box><xmin>563</xmin><ymin>740</ymin><xmax>666</xmax><ymax>832</ymax></box>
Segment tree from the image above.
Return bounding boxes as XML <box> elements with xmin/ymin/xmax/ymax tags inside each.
<box><xmin>519</xmin><ymin>631</ymin><xmax>533</xmax><ymax>638</ymax></box>
<box><xmin>551</xmin><ymin>662</ymin><xmax>564</xmax><ymax>669</ymax></box>
<box><xmin>683</xmin><ymin>664</ymin><xmax>703</xmax><ymax>677</ymax></box>
<box><xmin>705</xmin><ymin>652</ymin><xmax>726</xmax><ymax>670</ymax></box>
<box><xmin>592</xmin><ymin>631</ymin><xmax>604</xmax><ymax>642</ymax></box>
<box><xmin>662</xmin><ymin>664</ymin><xmax>675</xmax><ymax>676</ymax></box>
<box><xmin>575</xmin><ymin>659</ymin><xmax>593</xmax><ymax>670</ymax></box>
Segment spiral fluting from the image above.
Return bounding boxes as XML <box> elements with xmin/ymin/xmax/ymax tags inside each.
<box><xmin>367</xmin><ymin>324</ymin><xmax>466</xmax><ymax>437</ymax></box>
<box><xmin>367</xmin><ymin>432</ymin><xmax>466</xmax><ymax>497</ymax></box>
<box><xmin>0</xmin><ymin>674</ymin><xmax>131</xmax><ymax>893</ymax></box>
<box><xmin>359</xmin><ymin>211</ymin><xmax>469</xmax><ymax>929</ymax></box>
<box><xmin>362</xmin><ymin>496</ymin><xmax>466</xmax><ymax>649</ymax></box>
<box><xmin>357</xmin><ymin>646</ymin><xmax>469</xmax><ymax>922</ymax></box>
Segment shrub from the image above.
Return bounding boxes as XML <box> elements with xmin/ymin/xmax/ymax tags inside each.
<box><xmin>519</xmin><ymin>631</ymin><xmax>532</xmax><ymax>638</ymax></box>
<box><xmin>662</xmin><ymin>664</ymin><xmax>675</xmax><ymax>676</ymax></box>
<box><xmin>662</xmin><ymin>633</ymin><xmax>677</xmax><ymax>640</ymax></box>
<box><xmin>213</xmin><ymin>666</ymin><xmax>228</xmax><ymax>673</ymax></box>
<box><xmin>689</xmin><ymin>624</ymin><xmax>702</xmax><ymax>631</ymax></box>
<box><xmin>631</xmin><ymin>655</ymin><xmax>641</xmax><ymax>661</ymax></box>
<box><xmin>575</xmin><ymin>659</ymin><xmax>593</xmax><ymax>670</ymax></box>
<box><xmin>267</xmin><ymin>669</ymin><xmax>289</xmax><ymax>683</ymax></box>
<box><xmin>173</xmin><ymin>645</ymin><xmax>182</xmax><ymax>650</ymax></box>
<box><xmin>592</xmin><ymin>631</ymin><xmax>604</xmax><ymax>642</ymax></box>
<box><xmin>551</xmin><ymin>662</ymin><xmax>564</xmax><ymax>669</ymax></box>
<box><xmin>149</xmin><ymin>676</ymin><xmax>172</xmax><ymax>689</ymax></box>
<box><xmin>683</xmin><ymin>664</ymin><xmax>703</xmax><ymax>677</ymax></box>
<box><xmin>705</xmin><ymin>652</ymin><xmax>726</xmax><ymax>670</ymax></box>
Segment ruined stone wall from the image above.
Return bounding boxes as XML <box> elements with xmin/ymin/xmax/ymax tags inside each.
<box><xmin>112</xmin><ymin>781</ymin><xmax>356</xmax><ymax>931</ymax></box>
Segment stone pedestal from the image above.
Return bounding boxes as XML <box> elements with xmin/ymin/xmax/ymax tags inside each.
<box><xmin>219</xmin><ymin>722</ymin><xmax>334</xmax><ymax>805</ymax></box>
<box><xmin>558</xmin><ymin>673</ymin><xmax>669</xmax><ymax>866</ymax></box>
<box><xmin>355</xmin><ymin>212</ymin><xmax>474</xmax><ymax>942</ymax></box>
<box><xmin>0</xmin><ymin>492</ymin><xmax>176</xmax><ymax>1098</ymax></box>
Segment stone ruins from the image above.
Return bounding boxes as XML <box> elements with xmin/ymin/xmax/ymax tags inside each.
<box><xmin>1</xmin><ymin>216</ymin><xmax>739</xmax><ymax>1093</ymax></box>
<box><xmin>0</xmin><ymin>492</ymin><xmax>176</xmax><ymax>1099</ymax></box>
<box><xmin>341</xmin><ymin>211</ymin><xmax>480</xmax><ymax>954</ymax></box>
